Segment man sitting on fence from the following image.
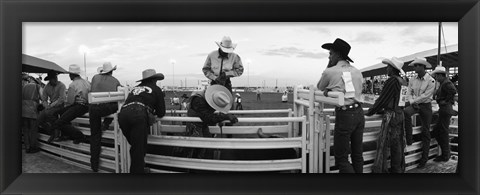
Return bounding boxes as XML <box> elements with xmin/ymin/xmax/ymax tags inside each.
<box><xmin>118</xmin><ymin>69</ymin><xmax>166</xmax><ymax>173</ymax></box>
<box><xmin>88</xmin><ymin>62</ymin><xmax>122</xmax><ymax>172</ymax></box>
<box><xmin>316</xmin><ymin>38</ymin><xmax>365</xmax><ymax>173</ymax></box>
<box><xmin>37</xmin><ymin>71</ymin><xmax>66</xmax><ymax>138</ymax></box>
<box><xmin>430</xmin><ymin>66</ymin><xmax>457</xmax><ymax>163</ymax></box>
<box><xmin>366</xmin><ymin>57</ymin><xmax>408</xmax><ymax>173</ymax></box>
<box><xmin>47</xmin><ymin>64</ymin><xmax>89</xmax><ymax>144</ymax></box>
<box><xmin>173</xmin><ymin>85</ymin><xmax>238</xmax><ymax>159</ymax></box>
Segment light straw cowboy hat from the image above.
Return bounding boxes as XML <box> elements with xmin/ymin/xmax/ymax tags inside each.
<box><xmin>68</xmin><ymin>64</ymin><xmax>82</xmax><ymax>75</ymax></box>
<box><xmin>430</xmin><ymin>65</ymin><xmax>447</xmax><ymax>75</ymax></box>
<box><xmin>97</xmin><ymin>67</ymin><xmax>103</xmax><ymax>74</ymax></box>
<box><xmin>205</xmin><ymin>85</ymin><xmax>233</xmax><ymax>113</ymax></box>
<box><xmin>408</xmin><ymin>57</ymin><xmax>432</xmax><ymax>68</ymax></box>
<box><xmin>99</xmin><ymin>62</ymin><xmax>117</xmax><ymax>74</ymax></box>
<box><xmin>321</xmin><ymin>38</ymin><xmax>354</xmax><ymax>63</ymax></box>
<box><xmin>382</xmin><ymin>57</ymin><xmax>405</xmax><ymax>75</ymax></box>
<box><xmin>215</xmin><ymin>36</ymin><xmax>237</xmax><ymax>53</ymax></box>
<box><xmin>136</xmin><ymin>69</ymin><xmax>165</xmax><ymax>82</ymax></box>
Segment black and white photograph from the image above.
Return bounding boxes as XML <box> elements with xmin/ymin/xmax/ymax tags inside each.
<box><xmin>20</xmin><ymin>22</ymin><xmax>460</xmax><ymax>174</ymax></box>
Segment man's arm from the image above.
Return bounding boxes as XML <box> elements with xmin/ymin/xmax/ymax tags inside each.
<box><xmin>225</xmin><ymin>54</ymin><xmax>244</xmax><ymax>77</ymax></box>
<box><xmin>316</xmin><ymin>71</ymin><xmax>330</xmax><ymax>91</ymax></box>
<box><xmin>202</xmin><ymin>55</ymin><xmax>217</xmax><ymax>80</ymax></box>
<box><xmin>49</xmin><ymin>83</ymin><xmax>66</xmax><ymax>107</ymax></box>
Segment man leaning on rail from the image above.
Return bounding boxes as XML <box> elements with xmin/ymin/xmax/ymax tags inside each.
<box><xmin>88</xmin><ymin>62</ymin><xmax>122</xmax><ymax>172</ymax></box>
<box><xmin>403</xmin><ymin>57</ymin><xmax>435</xmax><ymax>169</ymax></box>
<box><xmin>118</xmin><ymin>69</ymin><xmax>166</xmax><ymax>173</ymax></box>
<box><xmin>316</xmin><ymin>38</ymin><xmax>365</xmax><ymax>173</ymax></box>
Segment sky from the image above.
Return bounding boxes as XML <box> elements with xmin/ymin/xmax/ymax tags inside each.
<box><xmin>23</xmin><ymin>22</ymin><xmax>458</xmax><ymax>88</ymax></box>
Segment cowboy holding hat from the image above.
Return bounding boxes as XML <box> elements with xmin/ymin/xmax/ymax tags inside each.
<box><xmin>316</xmin><ymin>38</ymin><xmax>365</xmax><ymax>173</ymax></box>
<box><xmin>366</xmin><ymin>57</ymin><xmax>408</xmax><ymax>173</ymax></box>
<box><xmin>118</xmin><ymin>69</ymin><xmax>166</xmax><ymax>173</ymax></box>
<box><xmin>430</xmin><ymin>65</ymin><xmax>457</xmax><ymax>163</ymax></box>
<box><xmin>173</xmin><ymin>85</ymin><xmax>238</xmax><ymax>160</ymax></box>
<box><xmin>47</xmin><ymin>64</ymin><xmax>90</xmax><ymax>145</ymax></box>
<box><xmin>403</xmin><ymin>57</ymin><xmax>435</xmax><ymax>168</ymax></box>
<box><xmin>88</xmin><ymin>62</ymin><xmax>122</xmax><ymax>172</ymax></box>
<box><xmin>202</xmin><ymin>36</ymin><xmax>244</xmax><ymax>93</ymax></box>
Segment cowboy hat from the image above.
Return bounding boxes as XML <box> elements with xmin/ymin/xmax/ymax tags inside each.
<box><xmin>100</xmin><ymin>62</ymin><xmax>117</xmax><ymax>74</ymax></box>
<box><xmin>321</xmin><ymin>38</ymin><xmax>354</xmax><ymax>63</ymax></box>
<box><xmin>44</xmin><ymin>70</ymin><xmax>59</xmax><ymax>81</ymax></box>
<box><xmin>430</xmin><ymin>65</ymin><xmax>447</xmax><ymax>75</ymax></box>
<box><xmin>215</xmin><ymin>36</ymin><xmax>237</xmax><ymax>53</ymax></box>
<box><xmin>136</xmin><ymin>69</ymin><xmax>165</xmax><ymax>82</ymax></box>
<box><xmin>205</xmin><ymin>84</ymin><xmax>233</xmax><ymax>113</ymax></box>
<box><xmin>68</xmin><ymin>64</ymin><xmax>82</xmax><ymax>75</ymax></box>
<box><xmin>382</xmin><ymin>57</ymin><xmax>405</xmax><ymax>75</ymax></box>
<box><xmin>235</xmin><ymin>93</ymin><xmax>241</xmax><ymax>97</ymax></box>
<box><xmin>97</xmin><ymin>67</ymin><xmax>103</xmax><ymax>74</ymax></box>
<box><xmin>408</xmin><ymin>57</ymin><xmax>432</xmax><ymax>68</ymax></box>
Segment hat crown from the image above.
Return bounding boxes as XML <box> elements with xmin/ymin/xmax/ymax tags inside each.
<box><xmin>212</xmin><ymin>91</ymin><xmax>231</xmax><ymax>107</ymax></box>
<box><xmin>142</xmin><ymin>69</ymin><xmax>157</xmax><ymax>79</ymax></box>
<box><xmin>434</xmin><ymin>66</ymin><xmax>446</xmax><ymax>71</ymax></box>
<box><xmin>220</xmin><ymin>36</ymin><xmax>234</xmax><ymax>48</ymax></box>
<box><xmin>322</xmin><ymin>38</ymin><xmax>353</xmax><ymax>62</ymax></box>
<box><xmin>68</xmin><ymin>64</ymin><xmax>82</xmax><ymax>75</ymax></box>
<box><xmin>100</xmin><ymin>62</ymin><xmax>116</xmax><ymax>74</ymax></box>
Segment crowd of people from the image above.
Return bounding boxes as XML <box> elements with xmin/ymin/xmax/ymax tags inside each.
<box><xmin>22</xmin><ymin>36</ymin><xmax>457</xmax><ymax>173</ymax></box>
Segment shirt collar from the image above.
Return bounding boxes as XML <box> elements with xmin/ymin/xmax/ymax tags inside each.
<box><xmin>415</xmin><ymin>73</ymin><xmax>431</xmax><ymax>80</ymax></box>
<box><xmin>217</xmin><ymin>52</ymin><xmax>230</xmax><ymax>59</ymax></box>
<box><xmin>335</xmin><ymin>60</ymin><xmax>350</xmax><ymax>67</ymax></box>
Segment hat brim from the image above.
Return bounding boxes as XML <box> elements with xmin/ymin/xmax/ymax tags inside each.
<box><xmin>321</xmin><ymin>43</ymin><xmax>354</xmax><ymax>63</ymax></box>
<box><xmin>215</xmin><ymin>41</ymin><xmax>236</xmax><ymax>53</ymax></box>
<box><xmin>382</xmin><ymin>59</ymin><xmax>405</xmax><ymax>75</ymax></box>
<box><xmin>136</xmin><ymin>73</ymin><xmax>165</xmax><ymax>82</ymax></box>
<box><xmin>205</xmin><ymin>84</ymin><xmax>233</xmax><ymax>113</ymax></box>
<box><xmin>430</xmin><ymin>70</ymin><xmax>447</xmax><ymax>75</ymax></box>
<box><xmin>100</xmin><ymin>65</ymin><xmax>117</xmax><ymax>74</ymax></box>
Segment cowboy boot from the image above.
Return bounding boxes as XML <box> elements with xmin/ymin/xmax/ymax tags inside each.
<box><xmin>47</xmin><ymin>129</ymin><xmax>60</xmax><ymax>143</ymax></box>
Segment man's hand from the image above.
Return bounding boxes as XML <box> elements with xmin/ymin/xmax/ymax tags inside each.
<box><xmin>216</xmin><ymin>72</ymin><xmax>227</xmax><ymax>85</ymax></box>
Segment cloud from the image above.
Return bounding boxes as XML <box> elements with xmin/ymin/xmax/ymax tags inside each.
<box><xmin>307</xmin><ymin>27</ymin><xmax>330</xmax><ymax>35</ymax></box>
<box><xmin>351</xmin><ymin>32</ymin><xmax>384</xmax><ymax>43</ymax></box>
<box><xmin>261</xmin><ymin>47</ymin><xmax>328</xmax><ymax>59</ymax></box>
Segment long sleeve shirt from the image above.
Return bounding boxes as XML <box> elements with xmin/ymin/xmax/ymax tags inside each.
<box><xmin>316</xmin><ymin>60</ymin><xmax>364</xmax><ymax>104</ymax></box>
<box><xmin>435</xmin><ymin>80</ymin><xmax>457</xmax><ymax>105</ymax></box>
<box><xmin>202</xmin><ymin>50</ymin><xmax>244</xmax><ymax>81</ymax></box>
<box><xmin>124</xmin><ymin>82</ymin><xmax>166</xmax><ymax>118</ymax></box>
<box><xmin>66</xmin><ymin>77</ymin><xmax>91</xmax><ymax>107</ymax></box>
<box><xmin>41</xmin><ymin>81</ymin><xmax>66</xmax><ymax>108</ymax></box>
<box><xmin>408</xmin><ymin>73</ymin><xmax>435</xmax><ymax>104</ymax></box>
<box><xmin>367</xmin><ymin>76</ymin><xmax>403</xmax><ymax>115</ymax></box>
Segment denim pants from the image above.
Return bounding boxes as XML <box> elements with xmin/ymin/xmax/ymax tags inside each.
<box><xmin>404</xmin><ymin>102</ymin><xmax>432</xmax><ymax>164</ymax></box>
<box><xmin>22</xmin><ymin>117</ymin><xmax>39</xmax><ymax>149</ymax></box>
<box><xmin>89</xmin><ymin>102</ymin><xmax>118</xmax><ymax>169</ymax></box>
<box><xmin>118</xmin><ymin>104</ymin><xmax>150</xmax><ymax>173</ymax></box>
<box><xmin>433</xmin><ymin>112</ymin><xmax>452</xmax><ymax>159</ymax></box>
<box><xmin>51</xmin><ymin>104</ymin><xmax>88</xmax><ymax>140</ymax></box>
<box><xmin>334</xmin><ymin>106</ymin><xmax>365</xmax><ymax>173</ymax></box>
<box><xmin>37</xmin><ymin>105</ymin><xmax>63</xmax><ymax>133</ymax></box>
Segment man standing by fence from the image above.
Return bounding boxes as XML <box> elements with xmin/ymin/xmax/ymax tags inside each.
<box><xmin>88</xmin><ymin>62</ymin><xmax>122</xmax><ymax>172</ymax></box>
<box><xmin>366</xmin><ymin>57</ymin><xmax>407</xmax><ymax>173</ymax></box>
<box><xmin>404</xmin><ymin>57</ymin><xmax>435</xmax><ymax>168</ymax></box>
<box><xmin>317</xmin><ymin>38</ymin><xmax>365</xmax><ymax>173</ymax></box>
<box><xmin>430</xmin><ymin>66</ymin><xmax>457</xmax><ymax>162</ymax></box>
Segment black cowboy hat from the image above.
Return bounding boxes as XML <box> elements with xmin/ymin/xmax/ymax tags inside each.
<box><xmin>321</xmin><ymin>38</ymin><xmax>354</xmax><ymax>63</ymax></box>
<box><xmin>44</xmin><ymin>70</ymin><xmax>58</xmax><ymax>81</ymax></box>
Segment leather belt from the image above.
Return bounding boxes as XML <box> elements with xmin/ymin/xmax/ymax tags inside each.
<box><xmin>122</xmin><ymin>101</ymin><xmax>153</xmax><ymax>112</ymax></box>
<box><xmin>336</xmin><ymin>102</ymin><xmax>362</xmax><ymax>111</ymax></box>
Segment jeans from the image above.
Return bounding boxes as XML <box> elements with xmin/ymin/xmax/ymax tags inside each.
<box><xmin>404</xmin><ymin>102</ymin><xmax>432</xmax><ymax>164</ymax></box>
<box><xmin>433</xmin><ymin>112</ymin><xmax>452</xmax><ymax>159</ymax></box>
<box><xmin>334</xmin><ymin>105</ymin><xmax>365</xmax><ymax>173</ymax></box>
<box><xmin>37</xmin><ymin>105</ymin><xmax>63</xmax><ymax>133</ymax></box>
<box><xmin>50</xmin><ymin>104</ymin><xmax>88</xmax><ymax>140</ymax></box>
<box><xmin>22</xmin><ymin>117</ymin><xmax>39</xmax><ymax>149</ymax></box>
<box><xmin>89</xmin><ymin>102</ymin><xmax>118</xmax><ymax>170</ymax></box>
<box><xmin>118</xmin><ymin>104</ymin><xmax>150</xmax><ymax>173</ymax></box>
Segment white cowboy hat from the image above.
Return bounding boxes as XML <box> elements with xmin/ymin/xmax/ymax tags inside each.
<box><xmin>408</xmin><ymin>57</ymin><xmax>432</xmax><ymax>68</ymax></box>
<box><xmin>382</xmin><ymin>57</ymin><xmax>405</xmax><ymax>75</ymax></box>
<box><xmin>97</xmin><ymin>67</ymin><xmax>103</xmax><ymax>74</ymax></box>
<box><xmin>235</xmin><ymin>93</ymin><xmax>241</xmax><ymax>97</ymax></box>
<box><xmin>215</xmin><ymin>36</ymin><xmax>237</xmax><ymax>53</ymax></box>
<box><xmin>205</xmin><ymin>85</ymin><xmax>233</xmax><ymax>113</ymax></box>
<box><xmin>430</xmin><ymin>65</ymin><xmax>447</xmax><ymax>75</ymax></box>
<box><xmin>68</xmin><ymin>64</ymin><xmax>82</xmax><ymax>75</ymax></box>
<box><xmin>136</xmin><ymin>69</ymin><xmax>165</xmax><ymax>82</ymax></box>
<box><xmin>100</xmin><ymin>62</ymin><xmax>117</xmax><ymax>74</ymax></box>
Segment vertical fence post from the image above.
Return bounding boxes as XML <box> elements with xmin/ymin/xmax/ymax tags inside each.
<box><xmin>324</xmin><ymin>114</ymin><xmax>331</xmax><ymax>173</ymax></box>
<box><xmin>308</xmin><ymin>85</ymin><xmax>315</xmax><ymax>173</ymax></box>
<box><xmin>301</xmin><ymin>116</ymin><xmax>307</xmax><ymax>173</ymax></box>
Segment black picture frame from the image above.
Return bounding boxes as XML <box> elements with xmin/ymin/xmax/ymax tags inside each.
<box><xmin>1</xmin><ymin>0</ymin><xmax>479</xmax><ymax>194</ymax></box>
